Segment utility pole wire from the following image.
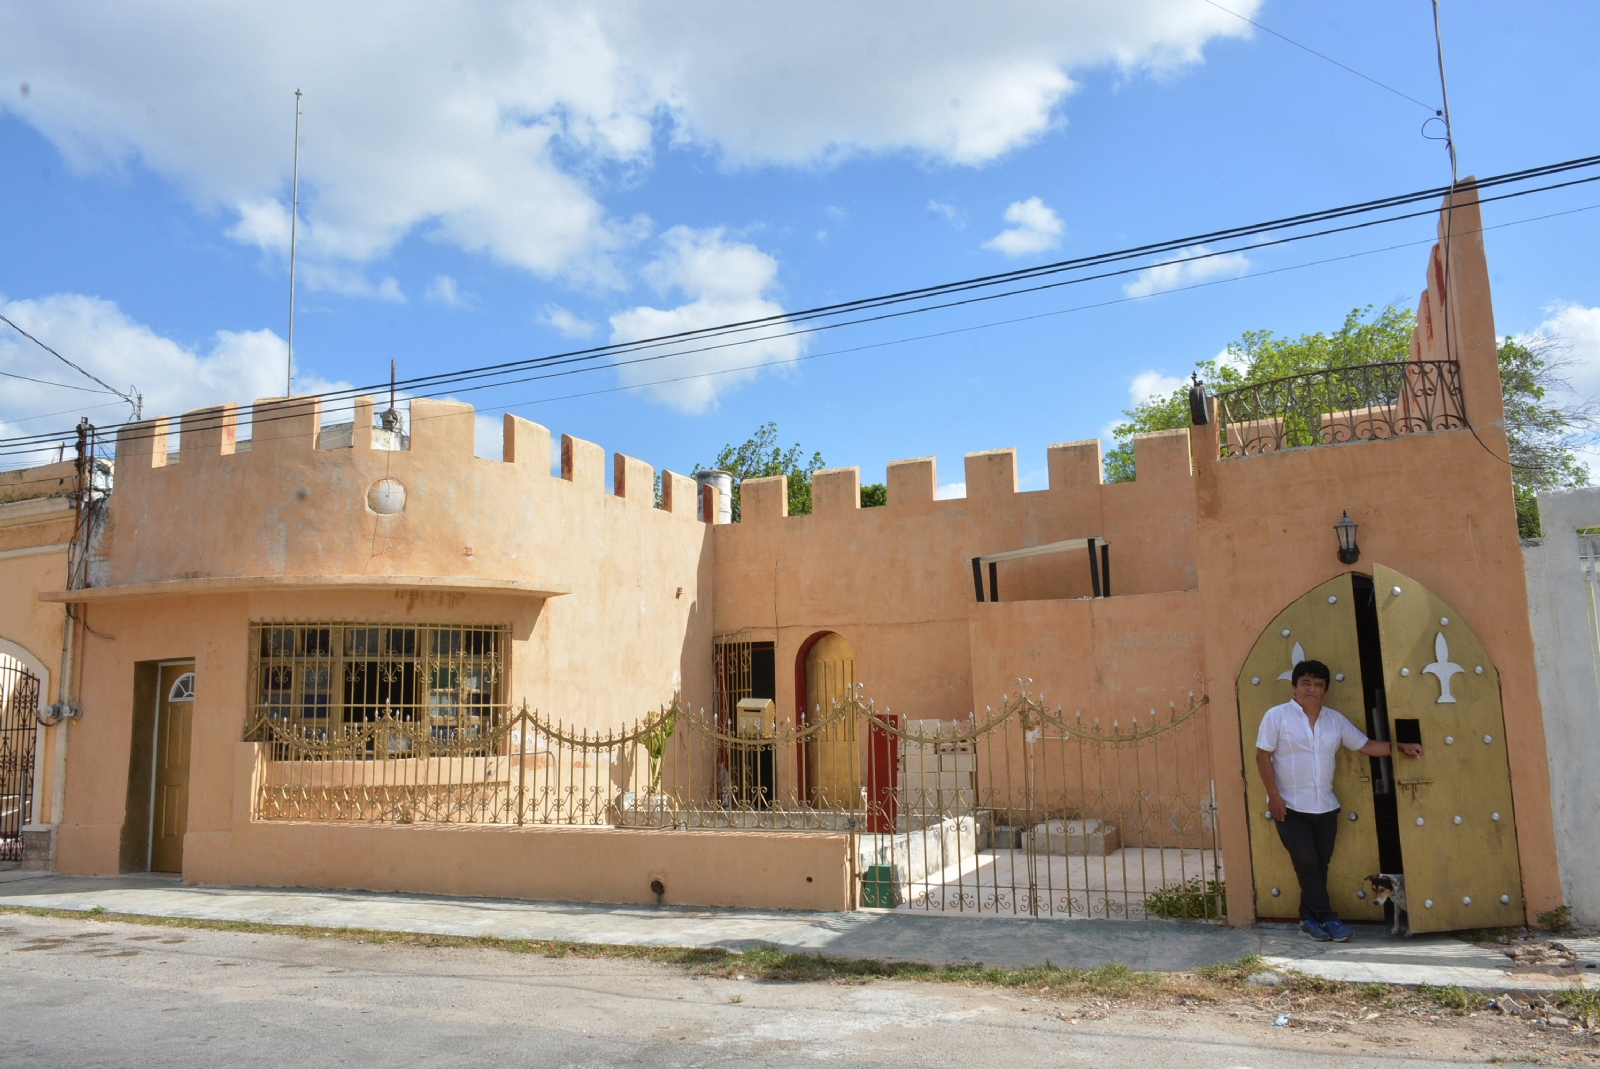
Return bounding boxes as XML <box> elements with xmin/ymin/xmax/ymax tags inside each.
<box><xmin>0</xmin><ymin>312</ymin><xmax>142</xmax><ymax>419</ymax></box>
<box><xmin>287</xmin><ymin>88</ymin><xmax>303</xmax><ymax>398</ymax></box>
<box><xmin>1203</xmin><ymin>0</ymin><xmax>1440</xmax><ymax>114</ymax></box>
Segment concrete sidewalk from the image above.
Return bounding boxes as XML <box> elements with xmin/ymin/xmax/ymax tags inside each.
<box><xmin>1</xmin><ymin>869</ymin><xmax>1595</xmax><ymax>990</ymax></box>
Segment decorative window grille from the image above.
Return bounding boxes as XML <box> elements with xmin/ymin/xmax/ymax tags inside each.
<box><xmin>712</xmin><ymin>631</ymin><xmax>754</xmax><ymax>730</ymax></box>
<box><xmin>245</xmin><ymin>622</ymin><xmax>508</xmax><ymax>747</ymax></box>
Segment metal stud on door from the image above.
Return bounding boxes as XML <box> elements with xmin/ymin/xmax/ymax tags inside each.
<box><xmin>1237</xmin><ymin>574</ymin><xmax>1384</xmax><ymax>923</ymax></box>
<box><xmin>1373</xmin><ymin>564</ymin><xmax>1522</xmax><ymax>933</ymax></box>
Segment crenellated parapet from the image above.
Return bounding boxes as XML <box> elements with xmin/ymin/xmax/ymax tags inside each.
<box><xmin>715</xmin><ymin>427</ymin><xmax>1198</xmax><ymax>630</ymax></box>
<box><xmin>734</xmin><ymin>428</ymin><xmax>1192</xmax><ymax>525</ymax></box>
<box><xmin>107</xmin><ymin>396</ymin><xmax>706</xmax><ymax>589</ymax></box>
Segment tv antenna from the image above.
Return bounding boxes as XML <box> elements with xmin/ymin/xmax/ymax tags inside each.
<box><xmin>286</xmin><ymin>88</ymin><xmax>303</xmax><ymax>397</ymax></box>
<box><xmin>1431</xmin><ymin>1</ymin><xmax>1458</xmax><ymax>185</ymax></box>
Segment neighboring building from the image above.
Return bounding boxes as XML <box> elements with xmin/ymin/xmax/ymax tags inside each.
<box><xmin>0</xmin><ymin>182</ymin><xmax>1570</xmax><ymax>930</ymax></box>
<box><xmin>1522</xmin><ymin>487</ymin><xmax>1600</xmax><ymax>925</ymax></box>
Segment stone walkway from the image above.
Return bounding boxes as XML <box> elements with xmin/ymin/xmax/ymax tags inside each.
<box><xmin>1</xmin><ymin>869</ymin><xmax>1595</xmax><ymax>990</ymax></box>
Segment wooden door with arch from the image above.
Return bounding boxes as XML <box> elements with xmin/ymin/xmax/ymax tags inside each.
<box><xmin>1237</xmin><ymin>574</ymin><xmax>1385</xmax><ymax>923</ymax></box>
<box><xmin>1373</xmin><ymin>564</ymin><xmax>1522</xmax><ymax>933</ymax></box>
<box><xmin>150</xmin><ymin>662</ymin><xmax>195</xmax><ymax>873</ymax></box>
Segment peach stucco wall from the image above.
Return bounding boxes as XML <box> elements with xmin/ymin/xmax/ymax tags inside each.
<box><xmin>27</xmin><ymin>180</ymin><xmax>1561</xmax><ymax>922</ymax></box>
<box><xmin>1190</xmin><ymin>183</ymin><xmax>1558</xmax><ymax>924</ymax></box>
<box><xmin>103</xmin><ymin>403</ymin><xmax>712</xmax><ymax>724</ymax></box>
<box><xmin>711</xmin><ymin>429</ymin><xmax>1198</xmax><ymax>730</ymax></box>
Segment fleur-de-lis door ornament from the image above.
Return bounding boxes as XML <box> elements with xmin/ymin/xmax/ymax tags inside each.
<box><xmin>1422</xmin><ymin>631</ymin><xmax>1464</xmax><ymax>703</ymax></box>
<box><xmin>1277</xmin><ymin>642</ymin><xmax>1307</xmax><ymax>682</ymax></box>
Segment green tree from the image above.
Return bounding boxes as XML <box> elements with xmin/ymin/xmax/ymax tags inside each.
<box><xmin>1103</xmin><ymin>305</ymin><xmax>1593</xmax><ymax>538</ymax></box>
<box><xmin>860</xmin><ymin>483</ymin><xmax>887</xmax><ymax>508</ymax></box>
<box><xmin>1500</xmin><ymin>335</ymin><xmax>1592</xmax><ymax>537</ymax></box>
<box><xmin>1105</xmin><ymin>305</ymin><xmax>1414</xmax><ymax>482</ymax></box>
<box><xmin>699</xmin><ymin>422</ymin><xmax>825</xmax><ymax>520</ymax></box>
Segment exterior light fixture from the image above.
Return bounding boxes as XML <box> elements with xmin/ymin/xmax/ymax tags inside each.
<box><xmin>1188</xmin><ymin>373</ymin><xmax>1210</xmax><ymax>425</ymax></box>
<box><xmin>1335</xmin><ymin>512</ymin><xmax>1360</xmax><ymax>565</ymax></box>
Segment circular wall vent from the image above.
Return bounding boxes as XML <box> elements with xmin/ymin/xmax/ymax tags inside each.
<box><xmin>367</xmin><ymin>478</ymin><xmax>407</xmax><ymax>515</ymax></box>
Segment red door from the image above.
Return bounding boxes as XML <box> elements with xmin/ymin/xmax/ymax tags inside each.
<box><xmin>867</xmin><ymin>713</ymin><xmax>899</xmax><ymax>833</ymax></box>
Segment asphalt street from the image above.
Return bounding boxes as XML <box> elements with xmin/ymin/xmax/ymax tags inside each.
<box><xmin>1</xmin><ymin>913</ymin><xmax>1566</xmax><ymax>1068</ymax></box>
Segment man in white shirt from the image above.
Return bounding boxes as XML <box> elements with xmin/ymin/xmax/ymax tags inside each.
<box><xmin>1256</xmin><ymin>659</ymin><xmax>1423</xmax><ymax>942</ymax></box>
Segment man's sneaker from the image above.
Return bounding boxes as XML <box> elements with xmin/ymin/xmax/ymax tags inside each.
<box><xmin>1323</xmin><ymin>918</ymin><xmax>1352</xmax><ymax>942</ymax></box>
<box><xmin>1299</xmin><ymin>918</ymin><xmax>1332</xmax><ymax>941</ymax></box>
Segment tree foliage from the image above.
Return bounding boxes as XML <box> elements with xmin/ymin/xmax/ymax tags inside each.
<box><xmin>1499</xmin><ymin>335</ymin><xmax>1592</xmax><ymax>536</ymax></box>
<box><xmin>699</xmin><ymin>422</ymin><xmax>825</xmax><ymax>520</ymax></box>
<box><xmin>1104</xmin><ymin>305</ymin><xmax>1592</xmax><ymax>537</ymax></box>
<box><xmin>860</xmin><ymin>483</ymin><xmax>887</xmax><ymax>508</ymax></box>
<box><xmin>1105</xmin><ymin>305</ymin><xmax>1414</xmax><ymax>482</ymax></box>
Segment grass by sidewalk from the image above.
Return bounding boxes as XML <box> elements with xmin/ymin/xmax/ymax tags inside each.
<box><xmin>4</xmin><ymin>902</ymin><xmax>1594</xmax><ymax>1026</ymax></box>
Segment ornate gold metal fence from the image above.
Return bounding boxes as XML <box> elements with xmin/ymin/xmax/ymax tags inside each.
<box><xmin>246</xmin><ymin>681</ymin><xmax>1225</xmax><ymax>922</ymax></box>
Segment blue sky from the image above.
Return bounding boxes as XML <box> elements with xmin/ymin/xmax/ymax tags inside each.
<box><xmin>3</xmin><ymin>1</ymin><xmax>1598</xmax><ymax>490</ymax></box>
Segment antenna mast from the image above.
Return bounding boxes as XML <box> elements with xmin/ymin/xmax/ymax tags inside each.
<box><xmin>1431</xmin><ymin>1</ymin><xmax>1458</xmax><ymax>186</ymax></box>
<box><xmin>287</xmin><ymin>88</ymin><xmax>303</xmax><ymax>397</ymax></box>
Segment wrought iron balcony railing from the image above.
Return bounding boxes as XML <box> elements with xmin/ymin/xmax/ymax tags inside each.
<box><xmin>1214</xmin><ymin>360</ymin><xmax>1465</xmax><ymax>458</ymax></box>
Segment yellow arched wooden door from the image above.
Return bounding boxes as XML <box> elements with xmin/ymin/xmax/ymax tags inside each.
<box><xmin>1373</xmin><ymin>564</ymin><xmax>1522</xmax><ymax>932</ymax></box>
<box><xmin>1238</xmin><ymin>575</ymin><xmax>1385</xmax><ymax>922</ymax></box>
<box><xmin>805</xmin><ymin>633</ymin><xmax>858</xmax><ymax>808</ymax></box>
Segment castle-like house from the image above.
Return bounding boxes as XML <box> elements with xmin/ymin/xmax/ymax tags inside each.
<box><xmin>0</xmin><ymin>184</ymin><xmax>1575</xmax><ymax>931</ymax></box>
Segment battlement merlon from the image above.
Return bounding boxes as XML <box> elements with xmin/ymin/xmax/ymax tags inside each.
<box><xmin>812</xmin><ymin>468</ymin><xmax>860</xmax><ymax>515</ymax></box>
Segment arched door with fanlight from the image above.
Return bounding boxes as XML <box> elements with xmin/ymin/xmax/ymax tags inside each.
<box><xmin>150</xmin><ymin>663</ymin><xmax>195</xmax><ymax>873</ymax></box>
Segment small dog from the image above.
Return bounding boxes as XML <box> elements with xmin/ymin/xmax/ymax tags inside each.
<box><xmin>1367</xmin><ymin>874</ymin><xmax>1410</xmax><ymax>936</ymax></box>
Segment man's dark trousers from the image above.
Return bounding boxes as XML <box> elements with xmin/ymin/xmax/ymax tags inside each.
<box><xmin>1275</xmin><ymin>807</ymin><xmax>1341</xmax><ymax>923</ymax></box>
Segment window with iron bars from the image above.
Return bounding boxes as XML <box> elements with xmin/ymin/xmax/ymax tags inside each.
<box><xmin>245</xmin><ymin>622</ymin><xmax>508</xmax><ymax>745</ymax></box>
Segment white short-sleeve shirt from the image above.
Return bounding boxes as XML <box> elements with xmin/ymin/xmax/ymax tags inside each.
<box><xmin>1255</xmin><ymin>699</ymin><xmax>1369</xmax><ymax>814</ymax></box>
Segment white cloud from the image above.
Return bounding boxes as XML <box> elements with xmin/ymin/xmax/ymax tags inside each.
<box><xmin>1122</xmin><ymin>245</ymin><xmax>1251</xmax><ymax>298</ymax></box>
<box><xmin>936</xmin><ymin>481</ymin><xmax>967</xmax><ymax>500</ymax></box>
<box><xmin>0</xmin><ymin>3</ymin><xmax>1256</xmax><ymax>286</ymax></box>
<box><xmin>540</xmin><ymin>304</ymin><xmax>598</xmax><ymax>339</ymax></box>
<box><xmin>1518</xmin><ymin>302</ymin><xmax>1600</xmax><ymax>477</ymax></box>
<box><xmin>927</xmin><ymin>200</ymin><xmax>966</xmax><ymax>228</ymax></box>
<box><xmin>983</xmin><ymin>197</ymin><xmax>1064</xmax><ymax>257</ymax></box>
<box><xmin>426</xmin><ymin>275</ymin><xmax>466</xmax><ymax>307</ymax></box>
<box><xmin>1524</xmin><ymin>302</ymin><xmax>1600</xmax><ymax>398</ymax></box>
<box><xmin>608</xmin><ymin>227</ymin><xmax>803</xmax><ymax>413</ymax></box>
<box><xmin>0</xmin><ymin>293</ymin><xmax>355</xmax><ymax>460</ymax></box>
<box><xmin>1129</xmin><ymin>370</ymin><xmax>1184</xmax><ymax>406</ymax></box>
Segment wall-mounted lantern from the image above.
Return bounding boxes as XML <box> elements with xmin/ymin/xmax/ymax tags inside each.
<box><xmin>1188</xmin><ymin>373</ymin><xmax>1210</xmax><ymax>425</ymax></box>
<box><xmin>1335</xmin><ymin>512</ymin><xmax>1360</xmax><ymax>565</ymax></box>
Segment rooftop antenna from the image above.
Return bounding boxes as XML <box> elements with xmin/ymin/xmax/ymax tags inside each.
<box><xmin>381</xmin><ymin>359</ymin><xmax>400</xmax><ymax>432</ymax></box>
<box><xmin>286</xmin><ymin>88</ymin><xmax>303</xmax><ymax>397</ymax></box>
<box><xmin>1431</xmin><ymin>1</ymin><xmax>1458</xmax><ymax>186</ymax></box>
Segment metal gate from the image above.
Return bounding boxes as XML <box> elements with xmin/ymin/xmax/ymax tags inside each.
<box><xmin>855</xmin><ymin>686</ymin><xmax>1224</xmax><ymax>920</ymax></box>
<box><xmin>1</xmin><ymin>659</ymin><xmax>41</xmax><ymax>862</ymax></box>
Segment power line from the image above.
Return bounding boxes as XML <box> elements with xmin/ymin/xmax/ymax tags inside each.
<box><xmin>0</xmin><ymin>312</ymin><xmax>142</xmax><ymax>417</ymax></box>
<box><xmin>1203</xmin><ymin>0</ymin><xmax>1439</xmax><ymax>114</ymax></box>
<box><xmin>3</xmin><ymin>154</ymin><xmax>1599</xmax><ymax>457</ymax></box>
<box><xmin>1</xmin><ymin>195</ymin><xmax>1594</xmax><ymax>480</ymax></box>
<box><xmin>0</xmin><ymin>367</ymin><xmax>115</xmax><ymax>395</ymax></box>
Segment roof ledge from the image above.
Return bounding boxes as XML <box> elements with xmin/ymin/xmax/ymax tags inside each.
<box><xmin>39</xmin><ymin>574</ymin><xmax>571</xmax><ymax>603</ymax></box>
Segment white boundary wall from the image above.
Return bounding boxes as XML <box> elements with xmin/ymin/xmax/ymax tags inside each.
<box><xmin>1523</xmin><ymin>487</ymin><xmax>1600</xmax><ymax>924</ymax></box>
